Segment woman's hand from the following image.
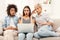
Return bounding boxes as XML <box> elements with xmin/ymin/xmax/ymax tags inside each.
<box><xmin>7</xmin><ymin>26</ymin><xmax>12</xmax><ymax>29</ymax></box>
<box><xmin>38</xmin><ymin>21</ymin><xmax>48</xmax><ymax>26</ymax></box>
<box><xmin>11</xmin><ymin>27</ymin><xmax>17</xmax><ymax>30</ymax></box>
<box><xmin>4</xmin><ymin>26</ymin><xmax>12</xmax><ymax>30</ymax></box>
<box><xmin>4</xmin><ymin>26</ymin><xmax>17</xmax><ymax>30</ymax></box>
<box><xmin>32</xmin><ymin>9</ymin><xmax>36</xmax><ymax>14</ymax></box>
<box><xmin>39</xmin><ymin>21</ymin><xmax>53</xmax><ymax>26</ymax></box>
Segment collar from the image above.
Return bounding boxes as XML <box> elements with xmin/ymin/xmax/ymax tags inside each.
<box><xmin>36</xmin><ymin>13</ymin><xmax>43</xmax><ymax>17</ymax></box>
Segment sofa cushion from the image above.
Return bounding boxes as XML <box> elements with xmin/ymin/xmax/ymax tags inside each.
<box><xmin>0</xmin><ymin>27</ymin><xmax>3</xmax><ymax>35</ymax></box>
<box><xmin>40</xmin><ymin>37</ymin><xmax>60</xmax><ymax>40</ymax></box>
<box><xmin>54</xmin><ymin>19</ymin><xmax>60</xmax><ymax>27</ymax></box>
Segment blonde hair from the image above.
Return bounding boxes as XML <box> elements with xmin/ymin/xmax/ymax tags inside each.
<box><xmin>35</xmin><ymin>3</ymin><xmax>42</xmax><ymax>9</ymax></box>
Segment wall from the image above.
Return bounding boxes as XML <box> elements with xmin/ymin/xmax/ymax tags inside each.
<box><xmin>0</xmin><ymin>0</ymin><xmax>60</xmax><ymax>22</ymax></box>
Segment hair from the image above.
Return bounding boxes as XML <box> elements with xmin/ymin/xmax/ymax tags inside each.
<box><xmin>23</xmin><ymin>6</ymin><xmax>31</xmax><ymax>17</ymax></box>
<box><xmin>35</xmin><ymin>3</ymin><xmax>42</xmax><ymax>9</ymax></box>
<box><xmin>7</xmin><ymin>4</ymin><xmax>17</xmax><ymax>16</ymax></box>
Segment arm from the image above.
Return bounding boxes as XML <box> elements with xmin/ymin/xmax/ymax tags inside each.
<box><xmin>18</xmin><ymin>17</ymin><xmax>22</xmax><ymax>24</ymax></box>
<box><xmin>45</xmin><ymin>14</ymin><xmax>57</xmax><ymax>31</ymax></box>
<box><xmin>31</xmin><ymin>9</ymin><xmax>36</xmax><ymax>15</ymax></box>
<box><xmin>3</xmin><ymin>16</ymin><xmax>18</xmax><ymax>30</ymax></box>
<box><xmin>32</xmin><ymin>16</ymin><xmax>38</xmax><ymax>32</ymax></box>
<box><xmin>3</xmin><ymin>18</ymin><xmax>7</xmax><ymax>31</ymax></box>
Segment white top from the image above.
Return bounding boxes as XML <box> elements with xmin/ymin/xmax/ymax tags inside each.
<box><xmin>9</xmin><ymin>17</ymin><xmax>16</xmax><ymax>28</ymax></box>
<box><xmin>35</xmin><ymin>13</ymin><xmax>54</xmax><ymax>28</ymax></box>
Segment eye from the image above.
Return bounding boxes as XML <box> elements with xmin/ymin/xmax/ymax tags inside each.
<box><xmin>37</xmin><ymin>8</ymin><xmax>39</xmax><ymax>9</ymax></box>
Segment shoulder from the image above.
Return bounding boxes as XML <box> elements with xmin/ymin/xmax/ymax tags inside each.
<box><xmin>41</xmin><ymin>13</ymin><xmax>49</xmax><ymax>18</ymax></box>
<box><xmin>13</xmin><ymin>16</ymin><xmax>18</xmax><ymax>20</ymax></box>
<box><xmin>41</xmin><ymin>13</ymin><xmax>47</xmax><ymax>16</ymax></box>
<box><xmin>32</xmin><ymin>16</ymin><xmax>35</xmax><ymax>20</ymax></box>
<box><xmin>18</xmin><ymin>16</ymin><xmax>23</xmax><ymax>20</ymax></box>
<box><xmin>14</xmin><ymin>16</ymin><xmax>18</xmax><ymax>19</ymax></box>
<box><xmin>18</xmin><ymin>17</ymin><xmax>21</xmax><ymax>20</ymax></box>
<box><xmin>4</xmin><ymin>16</ymin><xmax>9</xmax><ymax>20</ymax></box>
<box><xmin>31</xmin><ymin>16</ymin><xmax>36</xmax><ymax>23</ymax></box>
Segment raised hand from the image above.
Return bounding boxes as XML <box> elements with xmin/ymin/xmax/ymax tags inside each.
<box><xmin>32</xmin><ymin>9</ymin><xmax>36</xmax><ymax>14</ymax></box>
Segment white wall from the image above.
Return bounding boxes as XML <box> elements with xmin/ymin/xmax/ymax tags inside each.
<box><xmin>51</xmin><ymin>0</ymin><xmax>60</xmax><ymax>19</ymax></box>
<box><xmin>0</xmin><ymin>0</ymin><xmax>35</xmax><ymax>18</ymax></box>
<box><xmin>0</xmin><ymin>0</ymin><xmax>60</xmax><ymax>21</ymax></box>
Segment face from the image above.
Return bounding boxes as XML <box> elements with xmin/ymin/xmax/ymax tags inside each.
<box><xmin>35</xmin><ymin>5</ymin><xmax>42</xmax><ymax>15</ymax></box>
<box><xmin>10</xmin><ymin>8</ymin><xmax>16</xmax><ymax>16</ymax></box>
<box><xmin>24</xmin><ymin>8</ymin><xmax>29</xmax><ymax>16</ymax></box>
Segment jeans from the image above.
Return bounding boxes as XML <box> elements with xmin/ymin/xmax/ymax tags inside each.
<box><xmin>34</xmin><ymin>25</ymin><xmax>59</xmax><ymax>38</ymax></box>
<box><xmin>18</xmin><ymin>33</ymin><xmax>33</xmax><ymax>40</ymax></box>
<box><xmin>4</xmin><ymin>30</ymin><xmax>17</xmax><ymax>40</ymax></box>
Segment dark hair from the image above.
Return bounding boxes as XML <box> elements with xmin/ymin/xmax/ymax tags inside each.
<box><xmin>7</xmin><ymin>4</ymin><xmax>17</xmax><ymax>16</ymax></box>
<box><xmin>23</xmin><ymin>6</ymin><xmax>31</xmax><ymax>17</ymax></box>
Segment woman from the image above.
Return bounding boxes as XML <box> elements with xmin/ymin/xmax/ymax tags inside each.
<box><xmin>3</xmin><ymin>4</ymin><xmax>18</xmax><ymax>40</ymax></box>
<box><xmin>32</xmin><ymin>4</ymin><xmax>60</xmax><ymax>38</ymax></box>
<box><xmin>18</xmin><ymin>6</ymin><xmax>35</xmax><ymax>40</ymax></box>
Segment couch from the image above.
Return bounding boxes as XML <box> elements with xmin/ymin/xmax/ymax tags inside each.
<box><xmin>0</xmin><ymin>19</ymin><xmax>60</xmax><ymax>40</ymax></box>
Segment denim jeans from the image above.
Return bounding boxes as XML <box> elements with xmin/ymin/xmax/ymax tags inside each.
<box><xmin>18</xmin><ymin>33</ymin><xmax>33</xmax><ymax>40</ymax></box>
<box><xmin>34</xmin><ymin>25</ymin><xmax>59</xmax><ymax>38</ymax></box>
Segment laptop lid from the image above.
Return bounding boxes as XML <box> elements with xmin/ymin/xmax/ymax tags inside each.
<box><xmin>17</xmin><ymin>23</ymin><xmax>34</xmax><ymax>33</ymax></box>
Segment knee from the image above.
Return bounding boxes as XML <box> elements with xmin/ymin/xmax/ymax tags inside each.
<box><xmin>34</xmin><ymin>32</ymin><xmax>38</xmax><ymax>36</ymax></box>
<box><xmin>13</xmin><ymin>31</ymin><xmax>18</xmax><ymax>36</ymax></box>
<box><xmin>26</xmin><ymin>33</ymin><xmax>33</xmax><ymax>38</ymax></box>
<box><xmin>4</xmin><ymin>31</ymin><xmax>8</xmax><ymax>35</ymax></box>
<box><xmin>0</xmin><ymin>30</ymin><xmax>3</xmax><ymax>34</ymax></box>
<box><xmin>34</xmin><ymin>32</ymin><xmax>40</xmax><ymax>39</ymax></box>
<box><xmin>18</xmin><ymin>33</ymin><xmax>25</xmax><ymax>37</ymax></box>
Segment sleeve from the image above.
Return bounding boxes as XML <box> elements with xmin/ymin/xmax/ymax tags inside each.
<box><xmin>32</xmin><ymin>16</ymin><xmax>35</xmax><ymax>19</ymax></box>
<box><xmin>44</xmin><ymin>14</ymin><xmax>54</xmax><ymax>23</ymax></box>
<box><xmin>2</xmin><ymin>17</ymin><xmax>7</xmax><ymax>28</ymax></box>
<box><xmin>18</xmin><ymin>17</ymin><xmax>21</xmax><ymax>22</ymax></box>
<box><xmin>18</xmin><ymin>17</ymin><xmax>21</xmax><ymax>20</ymax></box>
<box><xmin>15</xmin><ymin>16</ymin><xmax>19</xmax><ymax>27</ymax></box>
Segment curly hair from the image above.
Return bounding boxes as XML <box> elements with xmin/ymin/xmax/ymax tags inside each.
<box><xmin>7</xmin><ymin>4</ymin><xmax>17</xmax><ymax>16</ymax></box>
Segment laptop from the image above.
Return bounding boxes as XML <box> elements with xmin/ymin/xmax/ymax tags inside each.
<box><xmin>17</xmin><ymin>23</ymin><xmax>34</xmax><ymax>33</ymax></box>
